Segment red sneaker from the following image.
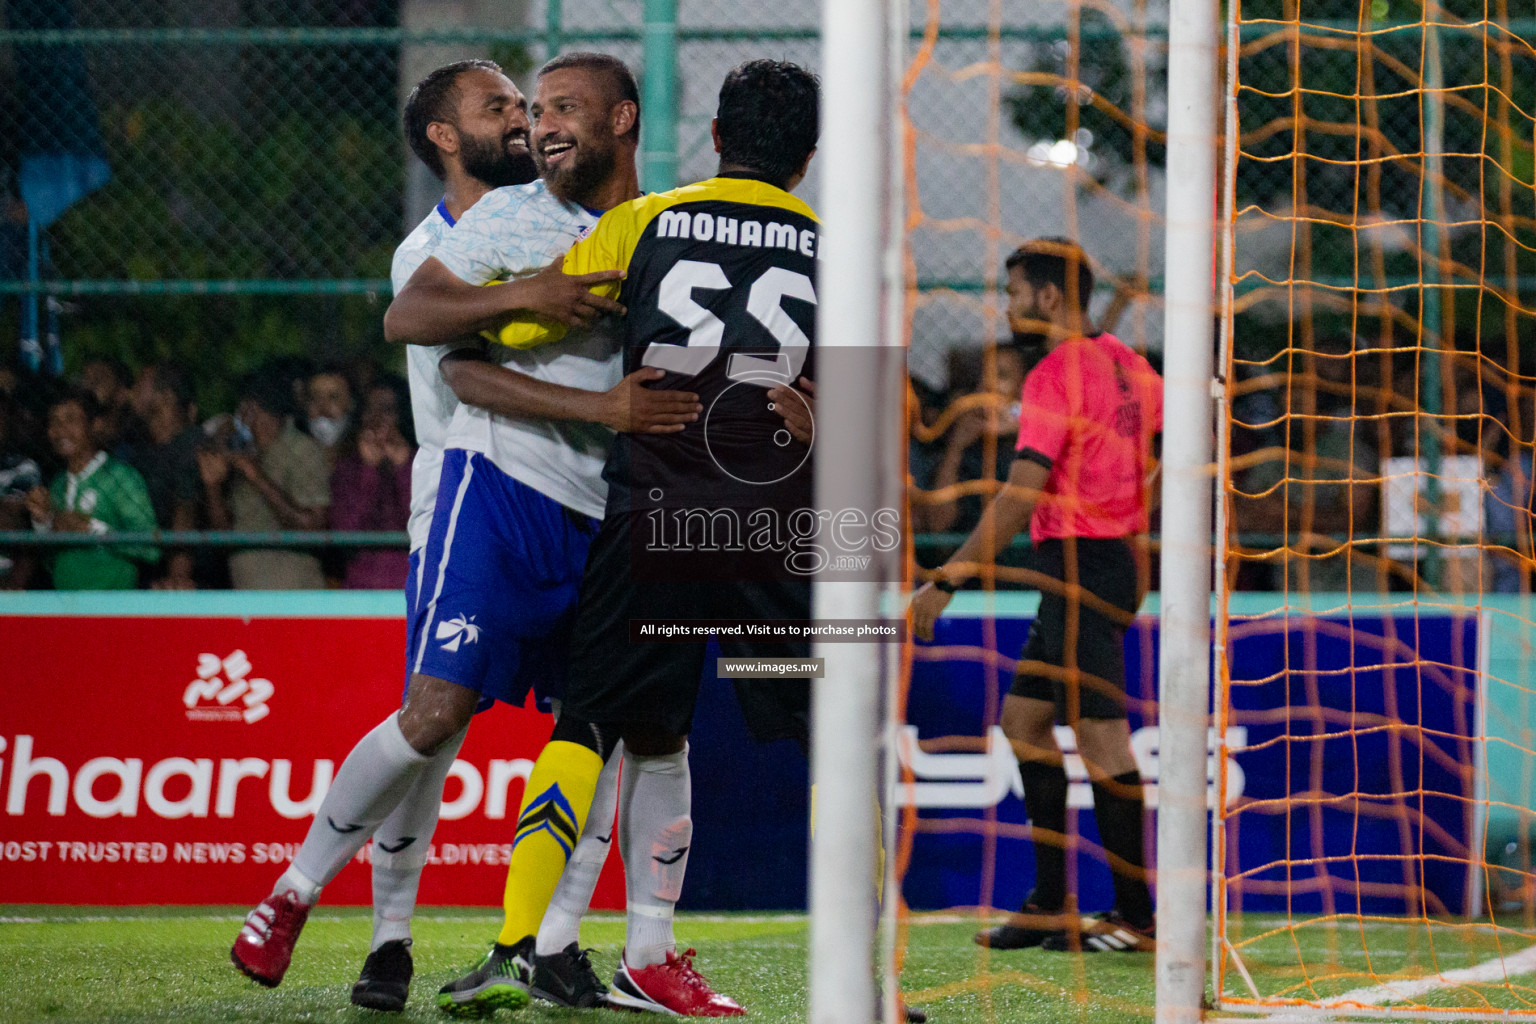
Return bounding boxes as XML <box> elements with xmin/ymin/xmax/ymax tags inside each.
<box><xmin>608</xmin><ymin>948</ymin><xmax>745</xmax><ymax>1016</ymax></box>
<box><xmin>231</xmin><ymin>890</ymin><xmax>311</xmax><ymax>987</ymax></box>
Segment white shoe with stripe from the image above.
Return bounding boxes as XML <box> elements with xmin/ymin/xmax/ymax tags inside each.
<box><xmin>1042</xmin><ymin>910</ymin><xmax>1155</xmax><ymax>953</ymax></box>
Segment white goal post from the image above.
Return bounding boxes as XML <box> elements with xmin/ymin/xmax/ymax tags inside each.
<box><xmin>809</xmin><ymin>1</ymin><xmax>903</xmax><ymax>1023</ymax></box>
<box><xmin>1156</xmin><ymin>0</ymin><xmax>1220</xmax><ymax>1019</ymax></box>
<box><xmin>812</xmin><ymin>0</ymin><xmax>1219</xmax><ymax>1019</ymax></box>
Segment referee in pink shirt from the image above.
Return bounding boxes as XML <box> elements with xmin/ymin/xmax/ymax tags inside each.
<box><xmin>912</xmin><ymin>238</ymin><xmax>1163</xmax><ymax>955</ymax></box>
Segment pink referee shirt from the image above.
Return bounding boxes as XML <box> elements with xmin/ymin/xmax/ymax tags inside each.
<box><xmin>1013</xmin><ymin>332</ymin><xmax>1163</xmax><ymax>544</ymax></box>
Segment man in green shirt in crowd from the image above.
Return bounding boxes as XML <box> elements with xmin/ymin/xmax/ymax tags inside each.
<box><xmin>26</xmin><ymin>390</ymin><xmax>159</xmax><ymax>589</ymax></box>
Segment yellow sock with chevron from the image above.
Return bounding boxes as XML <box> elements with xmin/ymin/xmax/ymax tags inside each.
<box><xmin>496</xmin><ymin>740</ymin><xmax>603</xmax><ymax>946</ymax></box>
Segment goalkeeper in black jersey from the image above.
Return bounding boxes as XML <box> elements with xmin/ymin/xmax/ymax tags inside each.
<box><xmin>491</xmin><ymin>60</ymin><xmax>821</xmax><ymax>1015</ymax></box>
<box><xmin>499</xmin><ymin>97</ymin><xmax>818</xmax><ymax>552</ymax></box>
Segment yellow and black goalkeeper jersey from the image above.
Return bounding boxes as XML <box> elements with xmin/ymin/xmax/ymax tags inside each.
<box><xmin>498</xmin><ymin>173</ymin><xmax>819</xmax><ymax>517</ymax></box>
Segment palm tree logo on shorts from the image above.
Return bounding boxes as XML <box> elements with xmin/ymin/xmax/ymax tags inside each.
<box><xmin>436</xmin><ymin>614</ymin><xmax>481</xmax><ymax>652</ymax></box>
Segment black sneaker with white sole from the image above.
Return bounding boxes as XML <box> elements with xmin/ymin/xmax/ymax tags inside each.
<box><xmin>351</xmin><ymin>938</ymin><xmax>413</xmax><ymax>1012</ymax></box>
<box><xmin>972</xmin><ymin>902</ymin><xmax>1070</xmax><ymax>950</ymax></box>
<box><xmin>530</xmin><ymin>942</ymin><xmax>609</xmax><ymax>1008</ymax></box>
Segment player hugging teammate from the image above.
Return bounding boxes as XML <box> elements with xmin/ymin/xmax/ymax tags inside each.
<box><xmin>445</xmin><ymin>58</ymin><xmax>824</xmax><ymax>1018</ymax></box>
<box><xmin>229</xmin><ymin>54</ymin><xmax>827</xmax><ymax>1019</ymax></box>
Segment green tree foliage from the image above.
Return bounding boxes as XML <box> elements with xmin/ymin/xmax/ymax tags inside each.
<box><xmin>1005</xmin><ymin>9</ymin><xmax>1166</xmax><ymax>188</ymax></box>
<box><xmin>1007</xmin><ymin>2</ymin><xmax>1536</xmax><ymax>354</ymax></box>
<box><xmin>5</xmin><ymin>1</ymin><xmax>406</xmax><ymax>405</ymax></box>
<box><xmin>43</xmin><ymin>94</ymin><xmax>402</xmax><ymax>411</ymax></box>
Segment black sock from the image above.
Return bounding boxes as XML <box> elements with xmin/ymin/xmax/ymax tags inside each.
<box><xmin>1018</xmin><ymin>760</ymin><xmax>1069</xmax><ymax>913</ymax></box>
<box><xmin>1090</xmin><ymin>769</ymin><xmax>1153</xmax><ymax>928</ymax></box>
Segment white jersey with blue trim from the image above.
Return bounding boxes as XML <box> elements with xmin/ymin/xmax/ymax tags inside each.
<box><xmin>432</xmin><ymin>179</ymin><xmax>620</xmax><ymax>518</ymax></box>
<box><xmin>393</xmin><ymin>199</ymin><xmax>464</xmax><ymax>553</ymax></box>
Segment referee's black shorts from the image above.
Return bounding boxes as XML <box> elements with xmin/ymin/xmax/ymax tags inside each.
<box><xmin>562</xmin><ymin>512</ymin><xmax>812</xmax><ymax>745</ymax></box>
<box><xmin>1010</xmin><ymin>536</ymin><xmax>1141</xmax><ymax>722</ymax></box>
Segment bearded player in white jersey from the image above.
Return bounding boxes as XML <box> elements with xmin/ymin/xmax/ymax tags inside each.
<box><xmin>229</xmin><ymin>57</ymin><xmax>696</xmax><ymax>1014</ymax></box>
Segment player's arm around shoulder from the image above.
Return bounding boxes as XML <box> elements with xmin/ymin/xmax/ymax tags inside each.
<box><xmin>384</xmin><ymin>186</ymin><xmax>625</xmax><ymax>346</ymax></box>
<box><xmin>484</xmin><ymin>252</ymin><xmax>626</xmax><ymax>350</ymax></box>
<box><xmin>439</xmin><ymin>347</ymin><xmax>700</xmax><ymax>435</ymax></box>
<box><xmin>493</xmin><ymin>195</ymin><xmax>657</xmax><ymax>350</ymax></box>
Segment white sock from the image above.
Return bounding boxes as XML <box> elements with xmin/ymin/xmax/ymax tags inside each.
<box><xmin>283</xmin><ymin>713</ymin><xmax>430</xmax><ymax>902</ymax></box>
<box><xmin>369</xmin><ymin>726</ymin><xmax>466</xmax><ymax>950</ymax></box>
<box><xmin>273</xmin><ymin>864</ymin><xmax>323</xmax><ymax>906</ymax></box>
<box><xmin>537</xmin><ymin>742</ymin><xmax>623</xmax><ymax>956</ymax></box>
<box><xmin>621</xmin><ymin>745</ymin><xmax>691</xmax><ymax>968</ymax></box>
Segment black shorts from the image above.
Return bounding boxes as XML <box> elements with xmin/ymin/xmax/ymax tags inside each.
<box><xmin>1010</xmin><ymin>537</ymin><xmax>1140</xmax><ymax>722</ymax></box>
<box><xmin>563</xmin><ymin>513</ymin><xmax>812</xmax><ymax>744</ymax></box>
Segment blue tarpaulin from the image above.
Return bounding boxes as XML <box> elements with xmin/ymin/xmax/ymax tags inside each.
<box><xmin>10</xmin><ymin>0</ymin><xmax>111</xmax><ymax>373</ymax></box>
<box><xmin>13</xmin><ymin>0</ymin><xmax>111</xmax><ymax>230</ymax></box>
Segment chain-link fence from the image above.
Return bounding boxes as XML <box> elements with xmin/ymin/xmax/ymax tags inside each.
<box><xmin>1230</xmin><ymin>9</ymin><xmax>1536</xmax><ymax>352</ymax></box>
<box><xmin>0</xmin><ymin>0</ymin><xmax>1182</xmax><ymax>400</ymax></box>
<box><xmin>0</xmin><ymin>0</ymin><xmax>1179</xmax><ymax>586</ymax></box>
<box><xmin>10</xmin><ymin>2</ymin><xmax>1535</xmax><ymax>584</ymax></box>
<box><xmin>1224</xmin><ymin>5</ymin><xmax>1536</xmax><ymax>595</ymax></box>
<box><xmin>16</xmin><ymin>4</ymin><xmax>1527</xmax><ymax>378</ymax></box>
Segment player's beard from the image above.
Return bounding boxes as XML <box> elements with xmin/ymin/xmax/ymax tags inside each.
<box><xmin>1011</xmin><ymin>303</ymin><xmax>1049</xmax><ymax>350</ymax></box>
<box><xmin>460</xmin><ymin>130</ymin><xmax>538</xmax><ymax>188</ymax></box>
<box><xmin>538</xmin><ymin>136</ymin><xmax>617</xmax><ymax>208</ymax></box>
<box><xmin>1011</xmin><ymin>328</ymin><xmax>1047</xmax><ymax>350</ymax></box>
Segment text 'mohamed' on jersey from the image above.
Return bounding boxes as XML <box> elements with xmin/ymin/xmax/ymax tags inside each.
<box><xmin>430</xmin><ymin>180</ymin><xmax>619</xmax><ymax>519</ymax></box>
<box><xmin>496</xmin><ymin>175</ymin><xmax>819</xmax><ymax>518</ymax></box>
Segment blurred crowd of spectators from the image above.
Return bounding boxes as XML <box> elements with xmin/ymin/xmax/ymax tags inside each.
<box><xmin>1225</xmin><ymin>337</ymin><xmax>1533</xmax><ymax>593</ymax></box>
<box><xmin>2</xmin><ymin>335</ymin><xmax>1532</xmax><ymax>594</ymax></box>
<box><xmin>0</xmin><ymin>356</ymin><xmax>415</xmax><ymax>591</ymax></box>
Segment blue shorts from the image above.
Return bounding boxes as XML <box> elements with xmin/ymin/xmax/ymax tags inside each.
<box><xmin>406</xmin><ymin>449</ymin><xmax>598</xmax><ymax>711</ymax></box>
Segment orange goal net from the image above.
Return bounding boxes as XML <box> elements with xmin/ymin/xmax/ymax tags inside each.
<box><xmin>1215</xmin><ymin>0</ymin><xmax>1536</xmax><ymax>1019</ymax></box>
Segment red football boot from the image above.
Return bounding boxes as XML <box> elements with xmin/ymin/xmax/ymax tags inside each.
<box><xmin>608</xmin><ymin>948</ymin><xmax>746</xmax><ymax>1016</ymax></box>
<box><xmin>231</xmin><ymin>889</ymin><xmax>311</xmax><ymax>987</ymax></box>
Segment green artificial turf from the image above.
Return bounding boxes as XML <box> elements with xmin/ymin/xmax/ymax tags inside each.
<box><xmin>0</xmin><ymin>907</ymin><xmax>1158</xmax><ymax>1024</ymax></box>
<box><xmin>6</xmin><ymin>907</ymin><xmax>1536</xmax><ymax>1023</ymax></box>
